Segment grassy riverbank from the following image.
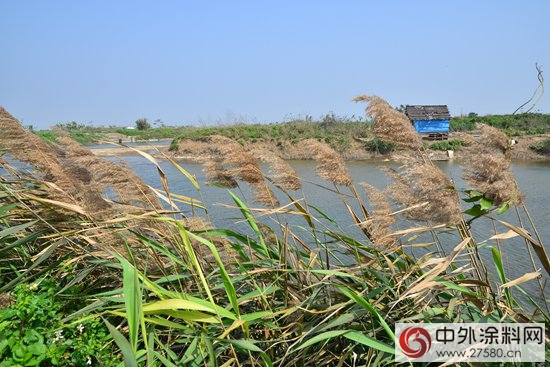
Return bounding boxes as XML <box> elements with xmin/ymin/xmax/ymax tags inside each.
<box><xmin>34</xmin><ymin>112</ymin><xmax>550</xmax><ymax>160</ymax></box>
<box><xmin>3</xmin><ymin>102</ymin><xmax>549</xmax><ymax>365</ymax></box>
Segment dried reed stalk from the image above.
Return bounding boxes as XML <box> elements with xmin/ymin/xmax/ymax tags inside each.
<box><xmin>302</xmin><ymin>139</ymin><xmax>353</xmax><ymax>186</ymax></box>
<box><xmin>353</xmin><ymin>95</ymin><xmax>421</xmax><ymax>149</ymax></box>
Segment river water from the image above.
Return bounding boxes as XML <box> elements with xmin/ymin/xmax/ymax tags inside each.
<box><xmin>113</xmin><ymin>155</ymin><xmax>550</xmax><ymax>309</ymax></box>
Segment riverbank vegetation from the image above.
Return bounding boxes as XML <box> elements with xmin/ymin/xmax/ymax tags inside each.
<box><xmin>2</xmin><ymin>101</ymin><xmax>549</xmax><ymax>365</ymax></box>
<box><xmin>32</xmin><ymin>112</ymin><xmax>550</xmax><ymax>154</ymax></box>
<box><xmin>450</xmin><ymin>112</ymin><xmax>550</xmax><ymax>135</ymax></box>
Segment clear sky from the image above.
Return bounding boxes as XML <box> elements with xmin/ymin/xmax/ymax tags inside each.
<box><xmin>1</xmin><ymin>1</ymin><xmax>549</xmax><ymax>129</ymax></box>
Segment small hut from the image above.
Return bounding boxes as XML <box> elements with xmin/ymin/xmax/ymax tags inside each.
<box><xmin>405</xmin><ymin>105</ymin><xmax>450</xmax><ymax>140</ymax></box>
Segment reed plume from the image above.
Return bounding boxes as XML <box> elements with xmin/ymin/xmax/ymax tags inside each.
<box><xmin>0</xmin><ymin>107</ymin><xmax>92</xmax><ymax>210</ymax></box>
<box><xmin>360</xmin><ymin>182</ymin><xmax>396</xmax><ymax>247</ymax></box>
<box><xmin>253</xmin><ymin>149</ymin><xmax>301</xmax><ymax>191</ymax></box>
<box><xmin>385</xmin><ymin>161</ymin><xmax>463</xmax><ymax>225</ymax></box>
<box><xmin>203</xmin><ymin>135</ymin><xmax>279</xmax><ymax>207</ymax></box>
<box><xmin>302</xmin><ymin>139</ymin><xmax>353</xmax><ymax>186</ymax></box>
<box><xmin>353</xmin><ymin>95</ymin><xmax>421</xmax><ymax>149</ymax></box>
<box><xmin>463</xmin><ymin>124</ymin><xmax>522</xmax><ymax>206</ymax></box>
<box><xmin>203</xmin><ymin>161</ymin><xmax>238</xmax><ymax>188</ymax></box>
<box><xmin>53</xmin><ymin>129</ymin><xmax>162</xmax><ymax>211</ymax></box>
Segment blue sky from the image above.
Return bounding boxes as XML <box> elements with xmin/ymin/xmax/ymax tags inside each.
<box><xmin>1</xmin><ymin>1</ymin><xmax>549</xmax><ymax>128</ymax></box>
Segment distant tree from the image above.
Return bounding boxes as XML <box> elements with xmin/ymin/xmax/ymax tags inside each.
<box><xmin>135</xmin><ymin>118</ymin><xmax>151</xmax><ymax>130</ymax></box>
<box><xmin>395</xmin><ymin>104</ymin><xmax>406</xmax><ymax>113</ymax></box>
<box><xmin>55</xmin><ymin>121</ymin><xmax>85</xmax><ymax>131</ymax></box>
<box><xmin>468</xmin><ymin>112</ymin><xmax>478</xmax><ymax>117</ymax></box>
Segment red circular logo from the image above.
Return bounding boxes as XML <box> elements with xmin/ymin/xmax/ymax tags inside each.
<box><xmin>399</xmin><ymin>327</ymin><xmax>432</xmax><ymax>358</ymax></box>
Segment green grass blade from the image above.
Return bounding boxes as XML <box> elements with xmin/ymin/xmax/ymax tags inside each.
<box><xmin>117</xmin><ymin>254</ymin><xmax>142</xmax><ymax>354</ymax></box>
<box><xmin>295</xmin><ymin>330</ymin><xmax>349</xmax><ymax>351</ymax></box>
<box><xmin>103</xmin><ymin>317</ymin><xmax>137</xmax><ymax>367</ymax></box>
<box><xmin>343</xmin><ymin>331</ymin><xmax>394</xmax><ymax>354</ymax></box>
<box><xmin>336</xmin><ymin>285</ymin><xmax>395</xmax><ymax>341</ymax></box>
<box><xmin>228</xmin><ymin>191</ymin><xmax>270</xmax><ymax>258</ymax></box>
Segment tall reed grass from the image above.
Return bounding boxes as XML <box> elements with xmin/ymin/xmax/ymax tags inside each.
<box><xmin>1</xmin><ymin>102</ymin><xmax>549</xmax><ymax>366</ymax></box>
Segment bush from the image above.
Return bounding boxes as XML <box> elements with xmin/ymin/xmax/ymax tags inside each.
<box><xmin>364</xmin><ymin>139</ymin><xmax>395</xmax><ymax>154</ymax></box>
<box><xmin>428</xmin><ymin>139</ymin><xmax>464</xmax><ymax>151</ymax></box>
<box><xmin>530</xmin><ymin>138</ymin><xmax>550</xmax><ymax>155</ymax></box>
<box><xmin>0</xmin><ymin>280</ymin><xmax>118</xmax><ymax>366</ymax></box>
<box><xmin>451</xmin><ymin>113</ymin><xmax>550</xmax><ymax>135</ymax></box>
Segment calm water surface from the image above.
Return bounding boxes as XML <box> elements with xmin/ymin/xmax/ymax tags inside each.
<box><xmin>117</xmin><ymin>155</ymin><xmax>550</xmax><ymax>308</ymax></box>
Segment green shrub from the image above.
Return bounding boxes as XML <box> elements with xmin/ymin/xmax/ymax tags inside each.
<box><xmin>0</xmin><ymin>280</ymin><xmax>118</xmax><ymax>366</ymax></box>
<box><xmin>451</xmin><ymin>113</ymin><xmax>550</xmax><ymax>135</ymax></box>
<box><xmin>428</xmin><ymin>139</ymin><xmax>464</xmax><ymax>151</ymax></box>
<box><xmin>34</xmin><ymin>130</ymin><xmax>58</xmax><ymax>143</ymax></box>
<box><xmin>530</xmin><ymin>138</ymin><xmax>550</xmax><ymax>155</ymax></box>
<box><xmin>364</xmin><ymin>139</ymin><xmax>395</xmax><ymax>154</ymax></box>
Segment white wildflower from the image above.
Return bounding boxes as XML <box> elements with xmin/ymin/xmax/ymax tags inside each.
<box><xmin>77</xmin><ymin>324</ymin><xmax>85</xmax><ymax>333</ymax></box>
<box><xmin>53</xmin><ymin>330</ymin><xmax>64</xmax><ymax>342</ymax></box>
<box><xmin>29</xmin><ymin>283</ymin><xmax>38</xmax><ymax>290</ymax></box>
<box><xmin>86</xmin><ymin>356</ymin><xmax>92</xmax><ymax>365</ymax></box>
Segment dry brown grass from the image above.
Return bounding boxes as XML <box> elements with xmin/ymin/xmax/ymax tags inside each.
<box><xmin>353</xmin><ymin>95</ymin><xmax>421</xmax><ymax>149</ymax></box>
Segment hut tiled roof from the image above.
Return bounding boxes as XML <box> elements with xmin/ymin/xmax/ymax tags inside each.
<box><xmin>405</xmin><ymin>105</ymin><xmax>450</xmax><ymax>120</ymax></box>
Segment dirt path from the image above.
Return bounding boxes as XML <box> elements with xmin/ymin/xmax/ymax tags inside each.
<box><xmin>90</xmin><ymin>144</ymin><xmax>170</xmax><ymax>156</ymax></box>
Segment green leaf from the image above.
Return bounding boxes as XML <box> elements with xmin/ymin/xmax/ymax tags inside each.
<box><xmin>343</xmin><ymin>331</ymin><xmax>394</xmax><ymax>354</ymax></box>
<box><xmin>117</xmin><ymin>255</ymin><xmax>141</xmax><ymax>354</ymax></box>
<box><xmin>464</xmin><ymin>204</ymin><xmax>485</xmax><ymax>217</ymax></box>
<box><xmin>463</xmin><ymin>196</ymin><xmax>482</xmax><ymax>203</ymax></box>
<box><xmin>480</xmin><ymin>197</ymin><xmax>493</xmax><ymax>210</ymax></box>
<box><xmin>142</xmin><ymin>299</ymin><xmax>215</xmax><ymax>313</ymax></box>
<box><xmin>103</xmin><ymin>317</ymin><xmax>137</xmax><ymax>367</ymax></box>
<box><xmin>492</xmin><ymin>248</ymin><xmax>511</xmax><ymax>304</ymax></box>
<box><xmin>295</xmin><ymin>330</ymin><xmax>349</xmax><ymax>351</ymax></box>
<box><xmin>336</xmin><ymin>286</ymin><xmax>395</xmax><ymax>341</ymax></box>
<box><xmin>228</xmin><ymin>191</ymin><xmax>270</xmax><ymax>258</ymax></box>
<box><xmin>497</xmin><ymin>202</ymin><xmax>510</xmax><ymax>215</ymax></box>
<box><xmin>188</xmin><ymin>232</ymin><xmax>240</xmax><ymax>318</ymax></box>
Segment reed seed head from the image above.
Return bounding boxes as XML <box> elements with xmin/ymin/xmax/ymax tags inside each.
<box><xmin>303</xmin><ymin>139</ymin><xmax>353</xmax><ymax>186</ymax></box>
<box><xmin>385</xmin><ymin>161</ymin><xmax>463</xmax><ymax>225</ymax></box>
<box><xmin>253</xmin><ymin>149</ymin><xmax>301</xmax><ymax>191</ymax></box>
<box><xmin>360</xmin><ymin>182</ymin><xmax>396</xmax><ymax>247</ymax></box>
<box><xmin>354</xmin><ymin>95</ymin><xmax>421</xmax><ymax>149</ymax></box>
<box><xmin>205</xmin><ymin>135</ymin><xmax>280</xmax><ymax>207</ymax></box>
<box><xmin>463</xmin><ymin>124</ymin><xmax>522</xmax><ymax>206</ymax></box>
<box><xmin>203</xmin><ymin>161</ymin><xmax>238</xmax><ymax>188</ymax></box>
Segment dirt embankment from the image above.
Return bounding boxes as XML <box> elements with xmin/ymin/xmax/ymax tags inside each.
<box><xmin>166</xmin><ymin>134</ymin><xmax>550</xmax><ymax>162</ymax></box>
<box><xmin>88</xmin><ymin>134</ymin><xmax>550</xmax><ymax>162</ymax></box>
